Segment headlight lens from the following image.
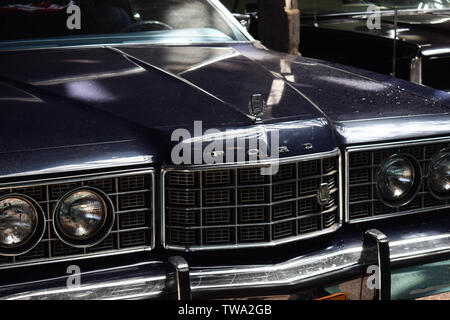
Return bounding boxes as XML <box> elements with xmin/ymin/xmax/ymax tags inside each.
<box><xmin>376</xmin><ymin>154</ymin><xmax>421</xmax><ymax>207</ymax></box>
<box><xmin>56</xmin><ymin>190</ymin><xmax>106</xmax><ymax>239</ymax></box>
<box><xmin>0</xmin><ymin>197</ymin><xmax>38</xmax><ymax>248</ymax></box>
<box><xmin>428</xmin><ymin>149</ymin><xmax>450</xmax><ymax>199</ymax></box>
<box><xmin>54</xmin><ymin>188</ymin><xmax>114</xmax><ymax>247</ymax></box>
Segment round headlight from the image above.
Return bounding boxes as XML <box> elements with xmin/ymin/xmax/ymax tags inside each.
<box><xmin>376</xmin><ymin>154</ymin><xmax>421</xmax><ymax>207</ymax></box>
<box><xmin>0</xmin><ymin>195</ymin><xmax>45</xmax><ymax>256</ymax></box>
<box><xmin>428</xmin><ymin>148</ymin><xmax>450</xmax><ymax>199</ymax></box>
<box><xmin>53</xmin><ymin>188</ymin><xmax>114</xmax><ymax>247</ymax></box>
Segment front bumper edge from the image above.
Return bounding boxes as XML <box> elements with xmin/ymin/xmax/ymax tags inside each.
<box><xmin>3</xmin><ymin>223</ymin><xmax>450</xmax><ymax>300</ymax></box>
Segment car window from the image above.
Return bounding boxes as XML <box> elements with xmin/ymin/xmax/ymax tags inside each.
<box><xmin>0</xmin><ymin>0</ymin><xmax>248</xmax><ymax>49</ymax></box>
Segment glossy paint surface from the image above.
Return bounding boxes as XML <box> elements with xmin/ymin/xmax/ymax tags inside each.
<box><xmin>1</xmin><ymin>42</ymin><xmax>450</xmax><ymax>177</ymax></box>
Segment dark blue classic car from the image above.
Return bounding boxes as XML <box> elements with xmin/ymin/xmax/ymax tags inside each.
<box><xmin>0</xmin><ymin>0</ymin><xmax>449</xmax><ymax>300</ymax></box>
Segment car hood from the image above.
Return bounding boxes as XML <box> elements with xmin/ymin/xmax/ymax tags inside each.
<box><xmin>0</xmin><ymin>45</ymin><xmax>327</xmax><ymax>150</ymax></box>
<box><xmin>0</xmin><ymin>43</ymin><xmax>333</xmax><ymax>177</ymax></box>
<box><xmin>0</xmin><ymin>43</ymin><xmax>450</xmax><ymax>177</ymax></box>
<box><xmin>234</xmin><ymin>44</ymin><xmax>450</xmax><ymax>141</ymax></box>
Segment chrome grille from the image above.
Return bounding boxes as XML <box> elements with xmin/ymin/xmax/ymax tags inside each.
<box><xmin>240</xmin><ymin>207</ymin><xmax>266</xmax><ymax>222</ymax></box>
<box><xmin>273</xmin><ymin>202</ymin><xmax>295</xmax><ymax>220</ymax></box>
<box><xmin>119</xmin><ymin>193</ymin><xmax>146</xmax><ymax>210</ymax></box>
<box><xmin>239</xmin><ymin>226</ymin><xmax>265</xmax><ymax>242</ymax></box>
<box><xmin>168</xmin><ymin>171</ymin><xmax>196</xmax><ymax>187</ymax></box>
<box><xmin>204</xmin><ymin>228</ymin><xmax>231</xmax><ymax>244</ymax></box>
<box><xmin>87</xmin><ymin>178</ymin><xmax>114</xmax><ymax>193</ymax></box>
<box><xmin>204</xmin><ymin>208</ymin><xmax>232</xmax><ymax>225</ymax></box>
<box><xmin>163</xmin><ymin>151</ymin><xmax>341</xmax><ymax>250</ymax></box>
<box><xmin>87</xmin><ymin>235</ymin><xmax>115</xmax><ymax>253</ymax></box>
<box><xmin>299</xmin><ymin>216</ymin><xmax>319</xmax><ymax>233</ymax></box>
<box><xmin>0</xmin><ymin>170</ymin><xmax>154</xmax><ymax>266</ymax></box>
<box><xmin>205</xmin><ymin>189</ymin><xmax>232</xmax><ymax>205</ymax></box>
<box><xmin>347</xmin><ymin>138</ymin><xmax>450</xmax><ymax>222</ymax></box>
<box><xmin>50</xmin><ymin>182</ymin><xmax>80</xmax><ymax>199</ymax></box>
<box><xmin>204</xmin><ymin>170</ymin><xmax>231</xmax><ymax>186</ymax></box>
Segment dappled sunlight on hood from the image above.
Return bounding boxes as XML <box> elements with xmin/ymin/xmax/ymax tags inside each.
<box><xmin>316</xmin><ymin>75</ymin><xmax>386</xmax><ymax>92</ymax></box>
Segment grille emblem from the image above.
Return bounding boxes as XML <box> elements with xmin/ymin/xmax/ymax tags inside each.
<box><xmin>317</xmin><ymin>183</ymin><xmax>331</xmax><ymax>205</ymax></box>
<box><xmin>248</xmin><ymin>94</ymin><xmax>266</xmax><ymax>124</ymax></box>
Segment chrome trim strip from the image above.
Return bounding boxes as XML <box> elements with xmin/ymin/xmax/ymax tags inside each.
<box><xmin>6</xmin><ymin>275</ymin><xmax>167</xmax><ymax>300</ymax></box>
<box><xmin>343</xmin><ymin>146</ymin><xmax>350</xmax><ymax>224</ymax></box>
<box><xmin>0</xmin><ymin>168</ymin><xmax>154</xmax><ymax>189</ymax></box>
<box><xmin>338</xmin><ymin>150</ymin><xmax>344</xmax><ymax>224</ymax></box>
<box><xmin>151</xmin><ymin>171</ymin><xmax>156</xmax><ymax>251</ymax></box>
<box><xmin>346</xmin><ymin>136</ymin><xmax>450</xmax><ymax>152</ymax></box>
<box><xmin>0</xmin><ymin>168</ymin><xmax>155</xmax><ymax>268</ymax></box>
<box><xmin>162</xmin><ymin>148</ymin><xmax>342</xmax><ymax>251</ymax></box>
<box><xmin>0</xmin><ymin>155</ymin><xmax>154</xmax><ymax>179</ymax></box>
<box><xmin>345</xmin><ymin>136</ymin><xmax>450</xmax><ymax>223</ymax></box>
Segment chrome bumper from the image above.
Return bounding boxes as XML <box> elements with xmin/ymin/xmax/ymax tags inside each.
<box><xmin>3</xmin><ymin>219</ymin><xmax>450</xmax><ymax>300</ymax></box>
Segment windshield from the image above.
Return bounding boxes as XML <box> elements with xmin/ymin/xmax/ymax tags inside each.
<box><xmin>0</xmin><ymin>0</ymin><xmax>248</xmax><ymax>50</ymax></box>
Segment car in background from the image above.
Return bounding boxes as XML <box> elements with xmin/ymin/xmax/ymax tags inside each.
<box><xmin>222</xmin><ymin>0</ymin><xmax>450</xmax><ymax>92</ymax></box>
<box><xmin>0</xmin><ymin>0</ymin><xmax>449</xmax><ymax>300</ymax></box>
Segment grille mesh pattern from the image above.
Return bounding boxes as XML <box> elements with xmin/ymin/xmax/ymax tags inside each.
<box><xmin>0</xmin><ymin>172</ymin><xmax>153</xmax><ymax>266</ymax></box>
<box><xmin>347</xmin><ymin>141</ymin><xmax>450</xmax><ymax>221</ymax></box>
<box><xmin>164</xmin><ymin>155</ymin><xmax>340</xmax><ymax>249</ymax></box>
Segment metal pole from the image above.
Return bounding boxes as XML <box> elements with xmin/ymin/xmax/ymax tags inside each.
<box><xmin>392</xmin><ymin>6</ymin><xmax>398</xmax><ymax>77</ymax></box>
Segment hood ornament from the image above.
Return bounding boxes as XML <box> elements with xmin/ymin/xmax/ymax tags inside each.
<box><xmin>248</xmin><ymin>94</ymin><xmax>266</xmax><ymax>124</ymax></box>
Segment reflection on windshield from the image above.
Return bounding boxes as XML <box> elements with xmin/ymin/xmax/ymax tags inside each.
<box><xmin>0</xmin><ymin>0</ymin><xmax>247</xmax><ymax>49</ymax></box>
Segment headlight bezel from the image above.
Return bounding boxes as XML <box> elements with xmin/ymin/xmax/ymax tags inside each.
<box><xmin>0</xmin><ymin>194</ymin><xmax>46</xmax><ymax>256</ymax></box>
<box><xmin>52</xmin><ymin>187</ymin><xmax>115</xmax><ymax>248</ymax></box>
<box><xmin>346</xmin><ymin>137</ymin><xmax>450</xmax><ymax>223</ymax></box>
<box><xmin>375</xmin><ymin>153</ymin><xmax>422</xmax><ymax>208</ymax></box>
<box><xmin>427</xmin><ymin>148</ymin><xmax>450</xmax><ymax>200</ymax></box>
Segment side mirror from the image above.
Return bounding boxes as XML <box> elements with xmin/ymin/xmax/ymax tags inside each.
<box><xmin>233</xmin><ymin>13</ymin><xmax>251</xmax><ymax>30</ymax></box>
